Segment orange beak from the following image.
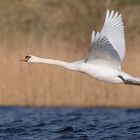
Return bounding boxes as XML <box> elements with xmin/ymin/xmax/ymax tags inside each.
<box><xmin>20</xmin><ymin>55</ymin><xmax>31</xmax><ymax>62</ymax></box>
<box><xmin>20</xmin><ymin>59</ymin><xmax>26</xmax><ymax>62</ymax></box>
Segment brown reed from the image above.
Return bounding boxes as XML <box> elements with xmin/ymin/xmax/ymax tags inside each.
<box><xmin>0</xmin><ymin>0</ymin><xmax>140</xmax><ymax>107</ymax></box>
<box><xmin>0</xmin><ymin>36</ymin><xmax>140</xmax><ymax>107</ymax></box>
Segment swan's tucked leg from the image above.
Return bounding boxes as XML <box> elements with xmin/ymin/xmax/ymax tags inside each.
<box><xmin>118</xmin><ymin>75</ymin><xmax>140</xmax><ymax>86</ymax></box>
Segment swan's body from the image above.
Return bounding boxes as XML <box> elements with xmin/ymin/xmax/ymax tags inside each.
<box><xmin>22</xmin><ymin>10</ymin><xmax>140</xmax><ymax>86</ymax></box>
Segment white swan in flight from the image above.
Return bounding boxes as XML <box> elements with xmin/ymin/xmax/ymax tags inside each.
<box><xmin>21</xmin><ymin>10</ymin><xmax>140</xmax><ymax>86</ymax></box>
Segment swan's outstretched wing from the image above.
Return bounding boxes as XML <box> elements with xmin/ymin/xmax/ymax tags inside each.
<box><xmin>100</xmin><ymin>10</ymin><xmax>125</xmax><ymax>61</ymax></box>
<box><xmin>88</xmin><ymin>31</ymin><xmax>121</xmax><ymax>69</ymax></box>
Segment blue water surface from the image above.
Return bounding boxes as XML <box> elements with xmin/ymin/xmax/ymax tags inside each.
<box><xmin>0</xmin><ymin>107</ymin><xmax>140</xmax><ymax>140</ymax></box>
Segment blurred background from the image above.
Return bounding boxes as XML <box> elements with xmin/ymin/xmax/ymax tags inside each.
<box><xmin>0</xmin><ymin>0</ymin><xmax>140</xmax><ymax>107</ymax></box>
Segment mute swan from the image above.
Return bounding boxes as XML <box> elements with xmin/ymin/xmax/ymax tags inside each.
<box><xmin>21</xmin><ymin>10</ymin><xmax>140</xmax><ymax>86</ymax></box>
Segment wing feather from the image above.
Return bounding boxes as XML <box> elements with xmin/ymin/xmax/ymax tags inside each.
<box><xmin>88</xmin><ymin>32</ymin><xmax>121</xmax><ymax>69</ymax></box>
<box><xmin>100</xmin><ymin>10</ymin><xmax>125</xmax><ymax>61</ymax></box>
<box><xmin>88</xmin><ymin>10</ymin><xmax>125</xmax><ymax>69</ymax></box>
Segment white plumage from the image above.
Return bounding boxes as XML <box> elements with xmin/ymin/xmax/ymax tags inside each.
<box><xmin>100</xmin><ymin>10</ymin><xmax>125</xmax><ymax>61</ymax></box>
<box><xmin>22</xmin><ymin>10</ymin><xmax>140</xmax><ymax>86</ymax></box>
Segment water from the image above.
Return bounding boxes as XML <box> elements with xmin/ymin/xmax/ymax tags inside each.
<box><xmin>0</xmin><ymin>107</ymin><xmax>140</xmax><ymax>140</ymax></box>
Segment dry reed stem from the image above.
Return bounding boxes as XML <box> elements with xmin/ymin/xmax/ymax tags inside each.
<box><xmin>0</xmin><ymin>37</ymin><xmax>140</xmax><ymax>107</ymax></box>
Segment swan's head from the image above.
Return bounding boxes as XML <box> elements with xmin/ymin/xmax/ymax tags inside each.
<box><xmin>21</xmin><ymin>55</ymin><xmax>39</xmax><ymax>63</ymax></box>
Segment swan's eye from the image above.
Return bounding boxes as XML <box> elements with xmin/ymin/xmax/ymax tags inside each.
<box><xmin>25</xmin><ymin>55</ymin><xmax>31</xmax><ymax>62</ymax></box>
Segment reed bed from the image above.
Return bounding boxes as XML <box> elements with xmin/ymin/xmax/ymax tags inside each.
<box><xmin>0</xmin><ymin>0</ymin><xmax>140</xmax><ymax>107</ymax></box>
<box><xmin>0</xmin><ymin>37</ymin><xmax>140</xmax><ymax>107</ymax></box>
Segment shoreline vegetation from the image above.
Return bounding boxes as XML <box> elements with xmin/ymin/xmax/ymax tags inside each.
<box><xmin>0</xmin><ymin>0</ymin><xmax>140</xmax><ymax>107</ymax></box>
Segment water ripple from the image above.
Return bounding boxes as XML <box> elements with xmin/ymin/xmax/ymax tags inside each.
<box><xmin>0</xmin><ymin>107</ymin><xmax>140</xmax><ymax>140</ymax></box>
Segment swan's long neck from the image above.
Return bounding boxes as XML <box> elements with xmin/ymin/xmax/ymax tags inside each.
<box><xmin>30</xmin><ymin>57</ymin><xmax>80</xmax><ymax>71</ymax></box>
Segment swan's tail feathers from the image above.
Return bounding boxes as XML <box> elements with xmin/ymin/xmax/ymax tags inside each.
<box><xmin>118</xmin><ymin>75</ymin><xmax>140</xmax><ymax>86</ymax></box>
